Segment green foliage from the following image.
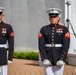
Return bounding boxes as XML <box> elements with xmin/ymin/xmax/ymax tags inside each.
<box><xmin>13</xmin><ymin>52</ymin><xmax>39</xmax><ymax>60</ymax></box>
<box><xmin>13</xmin><ymin>52</ymin><xmax>20</xmax><ymax>58</ymax></box>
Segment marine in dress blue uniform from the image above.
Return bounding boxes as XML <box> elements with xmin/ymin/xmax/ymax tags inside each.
<box><xmin>0</xmin><ymin>7</ymin><xmax>14</xmax><ymax>75</ymax></box>
<box><xmin>38</xmin><ymin>8</ymin><xmax>70</xmax><ymax>75</ymax></box>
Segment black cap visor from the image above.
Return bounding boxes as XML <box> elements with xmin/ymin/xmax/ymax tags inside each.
<box><xmin>49</xmin><ymin>13</ymin><xmax>59</xmax><ymax>17</ymax></box>
<box><xmin>0</xmin><ymin>12</ymin><xmax>3</xmax><ymax>15</ymax></box>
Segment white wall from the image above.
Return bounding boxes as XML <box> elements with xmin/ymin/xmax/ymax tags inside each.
<box><xmin>0</xmin><ymin>0</ymin><xmax>65</xmax><ymax>52</ymax></box>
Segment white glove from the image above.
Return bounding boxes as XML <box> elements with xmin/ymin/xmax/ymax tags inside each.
<box><xmin>43</xmin><ymin>59</ymin><xmax>51</xmax><ymax>66</ymax></box>
<box><xmin>8</xmin><ymin>60</ymin><xmax>12</xmax><ymax>64</ymax></box>
<box><xmin>56</xmin><ymin>60</ymin><xmax>64</xmax><ymax>66</ymax></box>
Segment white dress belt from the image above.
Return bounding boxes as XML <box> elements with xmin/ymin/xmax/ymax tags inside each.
<box><xmin>0</xmin><ymin>44</ymin><xmax>7</xmax><ymax>48</ymax></box>
<box><xmin>45</xmin><ymin>44</ymin><xmax>62</xmax><ymax>47</ymax></box>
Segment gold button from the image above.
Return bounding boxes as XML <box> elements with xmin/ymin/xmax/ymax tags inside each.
<box><xmin>52</xmin><ymin>27</ymin><xmax>54</xmax><ymax>29</ymax></box>
<box><xmin>52</xmin><ymin>42</ymin><xmax>54</xmax><ymax>44</ymax></box>
<box><xmin>52</xmin><ymin>36</ymin><xmax>54</xmax><ymax>38</ymax></box>
<box><xmin>52</xmin><ymin>33</ymin><xmax>54</xmax><ymax>35</ymax></box>
<box><xmin>52</xmin><ymin>30</ymin><xmax>54</xmax><ymax>32</ymax></box>
<box><xmin>52</xmin><ymin>39</ymin><xmax>54</xmax><ymax>41</ymax></box>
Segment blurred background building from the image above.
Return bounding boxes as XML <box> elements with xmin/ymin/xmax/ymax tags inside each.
<box><xmin>0</xmin><ymin>0</ymin><xmax>65</xmax><ymax>52</ymax></box>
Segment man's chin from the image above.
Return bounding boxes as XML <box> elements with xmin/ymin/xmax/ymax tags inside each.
<box><xmin>51</xmin><ymin>23</ymin><xmax>56</xmax><ymax>24</ymax></box>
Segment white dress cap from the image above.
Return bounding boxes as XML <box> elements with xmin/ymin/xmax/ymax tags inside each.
<box><xmin>0</xmin><ymin>7</ymin><xmax>5</xmax><ymax>12</ymax></box>
<box><xmin>46</xmin><ymin>8</ymin><xmax>61</xmax><ymax>14</ymax></box>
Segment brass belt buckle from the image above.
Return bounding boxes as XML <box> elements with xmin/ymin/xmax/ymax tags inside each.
<box><xmin>51</xmin><ymin>44</ymin><xmax>55</xmax><ymax>47</ymax></box>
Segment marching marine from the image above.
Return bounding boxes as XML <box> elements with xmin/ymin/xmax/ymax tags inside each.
<box><xmin>38</xmin><ymin>8</ymin><xmax>70</xmax><ymax>75</ymax></box>
<box><xmin>0</xmin><ymin>7</ymin><xmax>14</xmax><ymax>75</ymax></box>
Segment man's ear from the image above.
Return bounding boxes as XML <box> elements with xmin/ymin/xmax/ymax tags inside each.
<box><xmin>2</xmin><ymin>13</ymin><xmax>4</xmax><ymax>17</ymax></box>
<box><xmin>57</xmin><ymin>16</ymin><xmax>60</xmax><ymax>21</ymax></box>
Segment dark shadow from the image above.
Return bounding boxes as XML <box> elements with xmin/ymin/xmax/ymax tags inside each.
<box><xmin>24</xmin><ymin>60</ymin><xmax>40</xmax><ymax>66</ymax></box>
<box><xmin>25</xmin><ymin>63</ymin><xmax>39</xmax><ymax>66</ymax></box>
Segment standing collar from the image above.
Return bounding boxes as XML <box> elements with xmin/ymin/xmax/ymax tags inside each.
<box><xmin>50</xmin><ymin>24</ymin><xmax>57</xmax><ymax>27</ymax></box>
